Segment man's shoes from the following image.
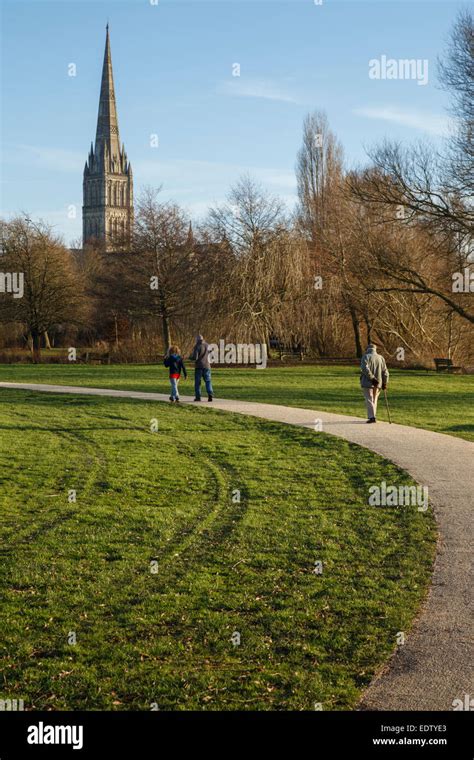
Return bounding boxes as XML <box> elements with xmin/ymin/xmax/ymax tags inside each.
<box><xmin>194</xmin><ymin>397</ymin><xmax>201</xmax><ymax>402</ymax></box>
<box><xmin>169</xmin><ymin>397</ymin><xmax>174</xmax><ymax>403</ymax></box>
<box><xmin>366</xmin><ymin>417</ymin><xmax>376</xmax><ymax>423</ymax></box>
<box><xmin>208</xmin><ymin>395</ymin><xmax>213</xmax><ymax>402</ymax></box>
<box><xmin>175</xmin><ymin>398</ymin><xmax>180</xmax><ymax>403</ymax></box>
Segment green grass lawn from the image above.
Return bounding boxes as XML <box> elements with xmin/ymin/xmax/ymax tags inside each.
<box><xmin>0</xmin><ymin>389</ymin><xmax>436</xmax><ymax>710</ymax></box>
<box><xmin>1</xmin><ymin>363</ymin><xmax>473</xmax><ymax>440</ymax></box>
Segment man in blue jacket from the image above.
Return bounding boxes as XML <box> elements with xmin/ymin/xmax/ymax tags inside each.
<box><xmin>360</xmin><ymin>343</ymin><xmax>389</xmax><ymax>423</ymax></box>
<box><xmin>190</xmin><ymin>334</ymin><xmax>214</xmax><ymax>402</ymax></box>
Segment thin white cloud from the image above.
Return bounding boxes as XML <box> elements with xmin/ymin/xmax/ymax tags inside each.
<box><xmin>185</xmin><ymin>191</ymin><xmax>297</xmax><ymax>222</ymax></box>
<box><xmin>353</xmin><ymin>106</ymin><xmax>453</xmax><ymax>137</ymax></box>
<box><xmin>134</xmin><ymin>157</ymin><xmax>296</xmax><ymax>190</ymax></box>
<box><xmin>0</xmin><ymin>206</ymin><xmax>82</xmax><ymax>242</ymax></box>
<box><xmin>134</xmin><ymin>158</ymin><xmax>297</xmax><ymax>221</ymax></box>
<box><xmin>217</xmin><ymin>77</ymin><xmax>300</xmax><ymax>104</ymax></box>
<box><xmin>9</xmin><ymin>144</ymin><xmax>85</xmax><ymax>172</ymax></box>
<box><xmin>4</xmin><ymin>152</ymin><xmax>296</xmax><ymax>236</ymax></box>
<box><xmin>8</xmin><ymin>147</ymin><xmax>297</xmax><ymax>193</ymax></box>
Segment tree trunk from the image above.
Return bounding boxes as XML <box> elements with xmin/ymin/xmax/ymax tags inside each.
<box><xmin>114</xmin><ymin>314</ymin><xmax>120</xmax><ymax>350</ymax></box>
<box><xmin>31</xmin><ymin>330</ymin><xmax>42</xmax><ymax>364</ymax></box>
<box><xmin>447</xmin><ymin>311</ymin><xmax>453</xmax><ymax>360</ymax></box>
<box><xmin>349</xmin><ymin>307</ymin><xmax>363</xmax><ymax>358</ymax></box>
<box><xmin>365</xmin><ymin>316</ymin><xmax>372</xmax><ymax>346</ymax></box>
<box><xmin>157</xmin><ymin>285</ymin><xmax>171</xmax><ymax>352</ymax></box>
<box><xmin>43</xmin><ymin>331</ymin><xmax>52</xmax><ymax>350</ymax></box>
<box><xmin>162</xmin><ymin>314</ymin><xmax>171</xmax><ymax>352</ymax></box>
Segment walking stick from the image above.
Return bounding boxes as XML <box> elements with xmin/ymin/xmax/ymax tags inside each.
<box><xmin>383</xmin><ymin>388</ymin><xmax>392</xmax><ymax>424</ymax></box>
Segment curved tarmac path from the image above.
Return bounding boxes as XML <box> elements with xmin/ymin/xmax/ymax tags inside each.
<box><xmin>1</xmin><ymin>381</ymin><xmax>473</xmax><ymax>711</ymax></box>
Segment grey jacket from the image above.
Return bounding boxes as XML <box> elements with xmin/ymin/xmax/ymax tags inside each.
<box><xmin>190</xmin><ymin>340</ymin><xmax>211</xmax><ymax>370</ymax></box>
<box><xmin>360</xmin><ymin>347</ymin><xmax>389</xmax><ymax>389</ymax></box>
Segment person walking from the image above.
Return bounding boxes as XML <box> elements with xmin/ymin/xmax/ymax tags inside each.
<box><xmin>360</xmin><ymin>343</ymin><xmax>389</xmax><ymax>423</ymax></box>
<box><xmin>190</xmin><ymin>334</ymin><xmax>214</xmax><ymax>402</ymax></box>
<box><xmin>164</xmin><ymin>345</ymin><xmax>187</xmax><ymax>403</ymax></box>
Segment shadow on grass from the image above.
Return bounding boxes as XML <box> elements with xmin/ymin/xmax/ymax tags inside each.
<box><xmin>0</xmin><ymin>424</ymin><xmax>143</xmax><ymax>433</ymax></box>
<box><xmin>0</xmin><ymin>392</ymin><xmax>127</xmax><ymax>408</ymax></box>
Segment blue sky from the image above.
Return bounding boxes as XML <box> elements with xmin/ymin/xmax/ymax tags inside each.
<box><xmin>0</xmin><ymin>0</ymin><xmax>466</xmax><ymax>244</ymax></box>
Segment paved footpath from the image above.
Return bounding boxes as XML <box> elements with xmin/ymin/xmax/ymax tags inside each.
<box><xmin>1</xmin><ymin>382</ymin><xmax>473</xmax><ymax>711</ymax></box>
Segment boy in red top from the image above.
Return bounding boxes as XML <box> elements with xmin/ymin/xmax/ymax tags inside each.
<box><xmin>164</xmin><ymin>345</ymin><xmax>187</xmax><ymax>403</ymax></box>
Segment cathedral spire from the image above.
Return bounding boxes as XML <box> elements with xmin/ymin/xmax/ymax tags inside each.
<box><xmin>187</xmin><ymin>221</ymin><xmax>194</xmax><ymax>248</ymax></box>
<box><xmin>95</xmin><ymin>24</ymin><xmax>121</xmax><ymax>163</ymax></box>
<box><xmin>83</xmin><ymin>26</ymin><xmax>134</xmax><ymax>250</ymax></box>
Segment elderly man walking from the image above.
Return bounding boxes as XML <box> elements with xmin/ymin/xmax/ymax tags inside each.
<box><xmin>190</xmin><ymin>334</ymin><xmax>214</xmax><ymax>402</ymax></box>
<box><xmin>360</xmin><ymin>343</ymin><xmax>389</xmax><ymax>423</ymax></box>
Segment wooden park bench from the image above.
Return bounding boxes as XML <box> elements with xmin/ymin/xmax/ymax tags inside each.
<box><xmin>78</xmin><ymin>350</ymin><xmax>111</xmax><ymax>365</ymax></box>
<box><xmin>434</xmin><ymin>357</ymin><xmax>463</xmax><ymax>374</ymax></box>
<box><xmin>269</xmin><ymin>337</ymin><xmax>306</xmax><ymax>361</ymax></box>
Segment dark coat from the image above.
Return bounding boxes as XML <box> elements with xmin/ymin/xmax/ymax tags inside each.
<box><xmin>164</xmin><ymin>354</ymin><xmax>187</xmax><ymax>378</ymax></box>
<box><xmin>190</xmin><ymin>340</ymin><xmax>211</xmax><ymax>370</ymax></box>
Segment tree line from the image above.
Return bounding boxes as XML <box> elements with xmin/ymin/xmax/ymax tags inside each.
<box><xmin>1</xmin><ymin>11</ymin><xmax>472</xmax><ymax>365</ymax></box>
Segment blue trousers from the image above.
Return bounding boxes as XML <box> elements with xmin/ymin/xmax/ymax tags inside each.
<box><xmin>194</xmin><ymin>368</ymin><xmax>213</xmax><ymax>399</ymax></box>
<box><xmin>169</xmin><ymin>377</ymin><xmax>179</xmax><ymax>400</ymax></box>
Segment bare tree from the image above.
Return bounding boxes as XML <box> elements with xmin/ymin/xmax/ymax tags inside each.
<box><xmin>346</xmin><ymin>11</ymin><xmax>474</xmax><ymax>330</ymax></box>
<box><xmin>349</xmin><ymin>12</ymin><xmax>474</xmax><ymax>242</ymax></box>
<box><xmin>208</xmin><ymin>174</ymin><xmax>285</xmax><ymax>256</ymax></box>
<box><xmin>0</xmin><ymin>217</ymin><xmax>87</xmax><ymax>362</ymax></box>
<box><xmin>294</xmin><ymin>112</ymin><xmax>367</xmax><ymax>355</ymax></box>
<box><xmin>206</xmin><ymin>176</ymin><xmax>309</xmax><ymax>348</ymax></box>
<box><xmin>128</xmin><ymin>188</ymin><xmax>195</xmax><ymax>350</ymax></box>
<box><xmin>296</xmin><ymin>110</ymin><xmax>344</xmax><ymax>247</ymax></box>
<box><xmin>348</xmin><ymin>166</ymin><xmax>474</xmax><ymax>325</ymax></box>
<box><xmin>439</xmin><ymin>9</ymin><xmax>474</xmax><ymax>195</ymax></box>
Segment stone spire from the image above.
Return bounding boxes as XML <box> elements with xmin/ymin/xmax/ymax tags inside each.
<box><xmin>95</xmin><ymin>24</ymin><xmax>121</xmax><ymax>165</ymax></box>
<box><xmin>187</xmin><ymin>221</ymin><xmax>194</xmax><ymax>248</ymax></box>
<box><xmin>83</xmin><ymin>26</ymin><xmax>134</xmax><ymax>250</ymax></box>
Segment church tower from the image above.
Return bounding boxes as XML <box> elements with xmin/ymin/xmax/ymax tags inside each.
<box><xmin>83</xmin><ymin>26</ymin><xmax>133</xmax><ymax>250</ymax></box>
